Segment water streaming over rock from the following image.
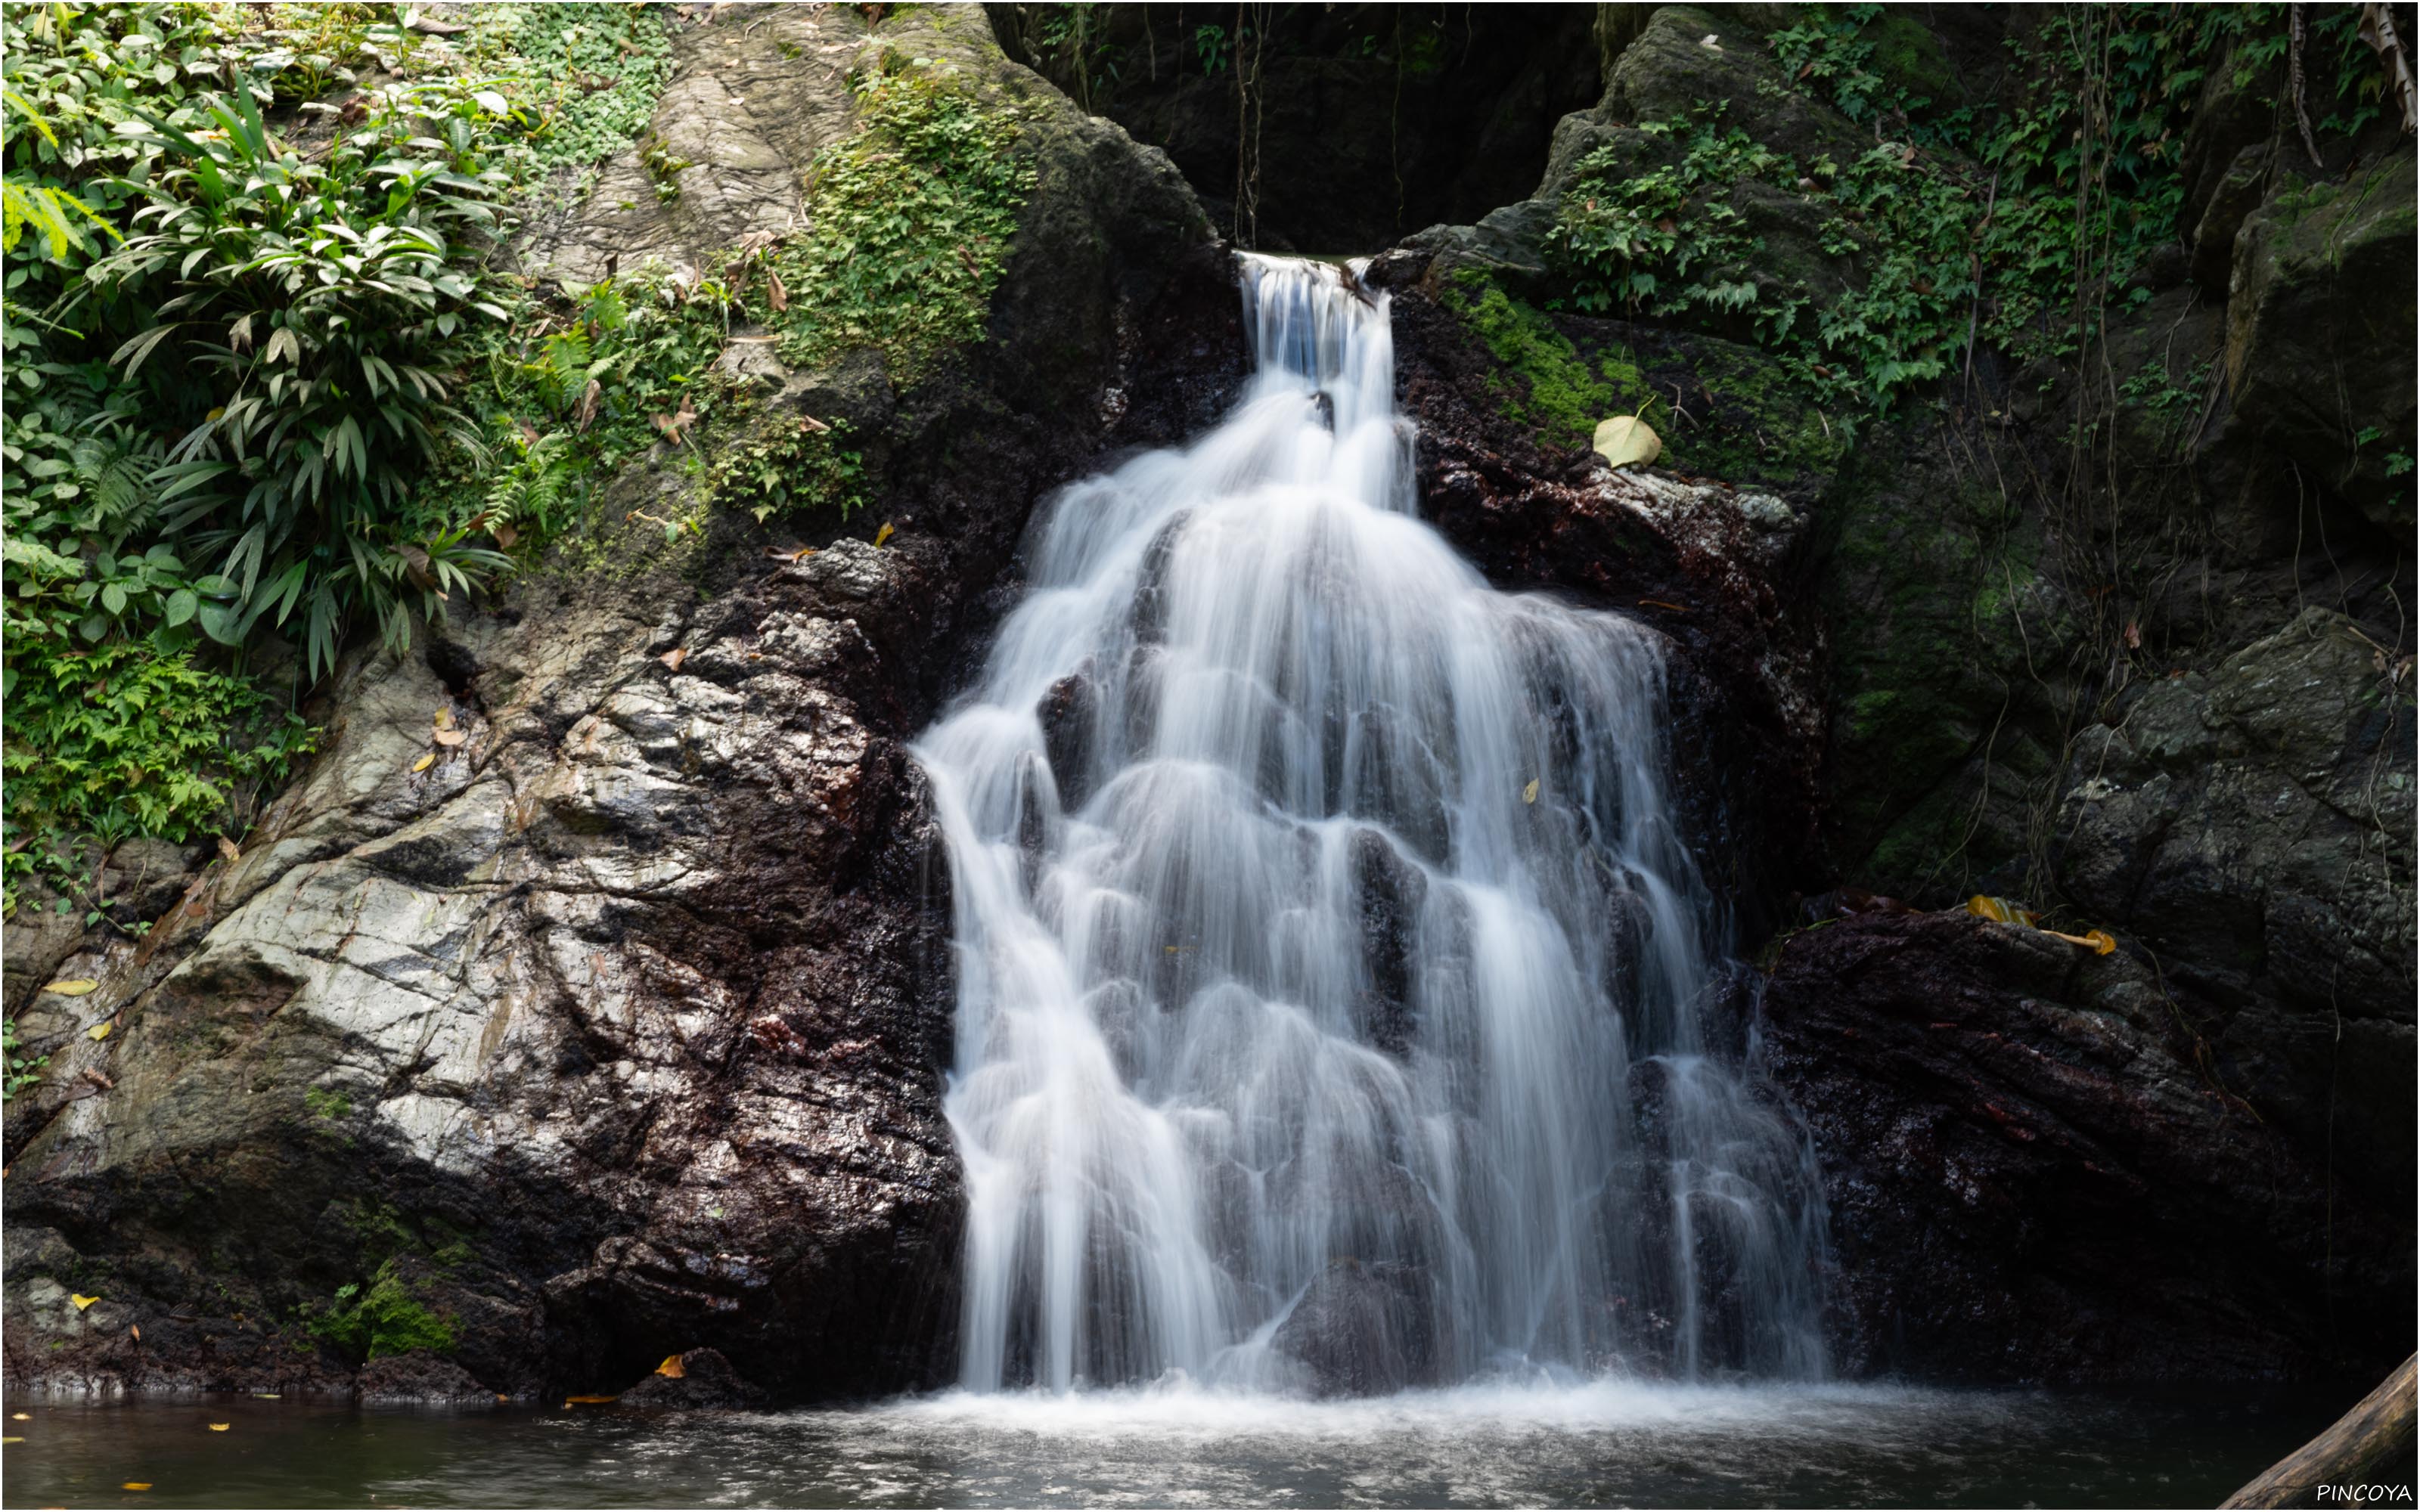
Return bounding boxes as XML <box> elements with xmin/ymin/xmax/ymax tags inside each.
<box><xmin>914</xmin><ymin>255</ymin><xmax>1829</xmax><ymax>1395</ymax></box>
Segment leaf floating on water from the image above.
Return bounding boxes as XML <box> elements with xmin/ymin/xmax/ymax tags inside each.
<box><xmin>655</xmin><ymin>1354</ymin><xmax>687</xmax><ymax>1378</ymax></box>
<box><xmin>410</xmin><ymin>753</ymin><xmax>436</xmax><ymax>774</ymax></box>
<box><xmin>0</xmin><ymin>1436</ymin><xmax>20</xmax><ymax>1444</ymax></box>
<box><xmin>432</xmin><ymin>729</ymin><xmax>467</xmax><ymax>748</ymax></box>
<box><xmin>123</xmin><ymin>1483</ymin><xmax>153</xmax><ymax>1491</ymax></box>
<box><xmin>1522</xmin><ymin>779</ymin><xmax>1540</xmax><ymax>804</ymax></box>
<box><xmin>10</xmin><ymin>1411</ymin><xmax>28</xmax><ymax>1420</ymax></box>
<box><xmin>252</xmin><ymin>1393</ymin><xmax>281</xmax><ymax>1399</ymax></box>
<box><xmin>563</xmin><ymin>1394</ymin><xmax>619</xmax><ymax>1405</ymax></box>
<box><xmin>71</xmin><ymin>1294</ymin><xmax>101</xmax><ymax>1310</ymax></box>
<box><xmin>208</xmin><ymin>1423</ymin><xmax>230</xmax><ymax>1432</ymax></box>
<box><xmin>1592</xmin><ymin>414</ymin><xmax>1662</xmax><ymax>470</ymax></box>
<box><xmin>86</xmin><ymin>1022</ymin><xmax>112</xmax><ymax>1042</ymax></box>
<box><xmin>42</xmin><ymin>980</ymin><xmax>98</xmax><ymax>996</ymax></box>
<box><xmin>872</xmin><ymin>522</ymin><xmax>895</xmax><ymax>549</ymax></box>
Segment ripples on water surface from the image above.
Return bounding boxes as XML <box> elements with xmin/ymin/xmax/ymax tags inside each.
<box><xmin>2</xmin><ymin>1380</ymin><xmax>2332</xmax><ymax>1507</ymax></box>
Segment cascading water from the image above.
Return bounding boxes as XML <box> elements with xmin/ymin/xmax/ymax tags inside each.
<box><xmin>914</xmin><ymin>255</ymin><xmax>1828</xmax><ymax>1396</ymax></box>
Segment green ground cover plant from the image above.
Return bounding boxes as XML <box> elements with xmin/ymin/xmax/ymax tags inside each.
<box><xmin>1547</xmin><ymin>4</ymin><xmax>2389</xmax><ymax>417</ymax></box>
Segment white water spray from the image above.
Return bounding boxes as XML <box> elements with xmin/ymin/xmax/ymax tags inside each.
<box><xmin>914</xmin><ymin>256</ymin><xmax>1826</xmax><ymax>1393</ymax></box>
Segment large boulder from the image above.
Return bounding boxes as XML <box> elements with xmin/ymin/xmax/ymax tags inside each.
<box><xmin>2</xmin><ymin>3</ymin><xmax>1237</xmax><ymax>1404</ymax></box>
<box><xmin>1761</xmin><ymin>909</ymin><xmax>2414</xmax><ymax>1383</ymax></box>
<box><xmin>2221</xmin><ymin>145</ymin><xmax>2418</xmax><ymax>529</ymax></box>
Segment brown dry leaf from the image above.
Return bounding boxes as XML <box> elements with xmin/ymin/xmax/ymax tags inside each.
<box><xmin>872</xmin><ymin>522</ymin><xmax>895</xmax><ymax>549</ymax></box>
<box><xmin>1638</xmin><ymin>599</ymin><xmax>1689</xmax><ymax>613</ymax></box>
<box><xmin>652</xmin><ymin>394</ymin><xmax>698</xmax><ymax>445</ymax></box>
<box><xmin>2123</xmin><ymin>621</ymin><xmax>2142</xmax><ymax>649</ymax></box>
<box><xmin>493</xmin><ymin>521</ymin><xmax>520</xmax><ymax>550</ymax></box>
<box><xmin>130</xmin><ymin>1324</ymin><xmax>140</xmax><ymax>1341</ymax></box>
<box><xmin>217</xmin><ymin>835</ymin><xmax>241</xmax><ymax>864</ymax></box>
<box><xmin>42</xmin><ymin>980</ymin><xmax>98</xmax><ymax>996</ymax></box>
<box><xmin>659</xmin><ymin>646</ymin><xmax>689</xmax><ymax>672</ymax></box>
<box><xmin>563</xmin><ymin>1394</ymin><xmax>619</xmax><ymax>1405</ymax></box>
<box><xmin>656</xmin><ymin>1354</ymin><xmax>687</xmax><ymax>1378</ymax></box>
<box><xmin>763</xmin><ymin>544</ymin><xmax>815</xmax><ymax>563</ymax></box>
<box><xmin>432</xmin><ymin>729</ymin><xmax>468</xmax><ymax>748</ymax></box>
<box><xmin>517</xmin><ymin>420</ymin><xmax>543</xmax><ymax>448</ymax></box>
<box><xmin>410</xmin><ymin>753</ymin><xmax>436</xmax><ymax>774</ymax></box>
<box><xmin>574</xmin><ymin>378</ymin><xmax>603</xmax><ymax>432</ymax></box>
<box><xmin>766</xmin><ymin>269</ymin><xmax>787</xmax><ymax>312</ymax></box>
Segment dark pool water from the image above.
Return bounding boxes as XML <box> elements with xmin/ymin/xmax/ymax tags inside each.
<box><xmin>0</xmin><ymin>1380</ymin><xmax>2341</xmax><ymax>1508</ymax></box>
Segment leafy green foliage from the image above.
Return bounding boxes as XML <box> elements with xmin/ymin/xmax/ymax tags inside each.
<box><xmin>2</xmin><ymin>635</ymin><xmax>312</xmax><ymax>847</ymax></box>
<box><xmin>762</xmin><ymin>57</ymin><xmax>1036</xmax><ymax>385</ymax></box>
<box><xmin>712</xmin><ymin>414</ymin><xmax>867</xmax><ymax>522</ymax></box>
<box><xmin>1547</xmin><ymin>5</ymin><xmax>2391</xmax><ymax>416</ymax></box>
<box><xmin>89</xmin><ymin>80</ymin><xmax>521</xmax><ymax>678</ymax></box>
<box><xmin>3</xmin><ymin>1018</ymin><xmax>49</xmax><ymax>1102</ymax></box>
<box><xmin>505</xmin><ymin>4</ymin><xmax>675</xmax><ymax>172</ymax></box>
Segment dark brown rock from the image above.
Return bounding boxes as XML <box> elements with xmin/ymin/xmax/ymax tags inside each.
<box><xmin>616</xmin><ymin>1347</ymin><xmax>767</xmax><ymax>1409</ymax></box>
<box><xmin>1759</xmin><ymin>909</ymin><xmax>2415</xmax><ymax>1383</ymax></box>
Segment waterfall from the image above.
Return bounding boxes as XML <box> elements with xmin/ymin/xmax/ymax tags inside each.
<box><xmin>914</xmin><ymin>255</ymin><xmax>1827</xmax><ymax>1395</ymax></box>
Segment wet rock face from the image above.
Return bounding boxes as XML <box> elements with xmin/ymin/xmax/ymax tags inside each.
<box><xmin>1760</xmin><ymin>910</ymin><xmax>2415</xmax><ymax>1384</ymax></box>
<box><xmin>1271</xmin><ymin>1258</ymin><xmax>1449</xmax><ymax>1396</ymax></box>
<box><xmin>2</xmin><ymin>6</ymin><xmax>1242</xmax><ymax>1405</ymax></box>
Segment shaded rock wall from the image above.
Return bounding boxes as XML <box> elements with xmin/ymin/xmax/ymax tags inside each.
<box><xmin>988</xmin><ymin>2</ymin><xmax>1606</xmax><ymax>253</ymax></box>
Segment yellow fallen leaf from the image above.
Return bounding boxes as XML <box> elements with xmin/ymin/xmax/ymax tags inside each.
<box><xmin>1522</xmin><ymin>779</ymin><xmax>1540</xmax><ymax>804</ymax></box>
<box><xmin>434</xmin><ymin>706</ymin><xmax>455</xmax><ymax>731</ymax></box>
<box><xmin>1965</xmin><ymin>894</ymin><xmax>2038</xmax><ymax>927</ymax></box>
<box><xmin>10</xmin><ymin>1411</ymin><xmax>26</xmax><ymax>1420</ymax></box>
<box><xmin>0</xmin><ymin>1436</ymin><xmax>18</xmax><ymax>1443</ymax></box>
<box><xmin>42</xmin><ymin>980</ymin><xmax>98</xmax><ymax>996</ymax></box>
<box><xmin>86</xmin><ymin>1023</ymin><xmax>111</xmax><ymax>1042</ymax></box>
<box><xmin>208</xmin><ymin>1423</ymin><xmax>230</xmax><ymax>1432</ymax></box>
<box><xmin>432</xmin><ymin>729</ymin><xmax>467</xmax><ymax>748</ymax></box>
<box><xmin>71</xmin><ymin>1294</ymin><xmax>100</xmax><ymax>1310</ymax></box>
<box><xmin>656</xmin><ymin>1353</ymin><xmax>687</xmax><ymax>1378</ymax></box>
<box><xmin>872</xmin><ymin>522</ymin><xmax>895</xmax><ymax>549</ymax></box>
<box><xmin>563</xmin><ymin>1394</ymin><xmax>618</xmax><ymax>1405</ymax></box>
<box><xmin>1593</xmin><ymin>413</ymin><xmax>1662</xmax><ymax>469</ymax></box>
<box><xmin>123</xmin><ymin>1483</ymin><xmax>152</xmax><ymax>1491</ymax></box>
<box><xmin>251</xmin><ymin>1393</ymin><xmax>280</xmax><ymax>1399</ymax></box>
<box><xmin>410</xmin><ymin>753</ymin><xmax>436</xmax><ymax>773</ymax></box>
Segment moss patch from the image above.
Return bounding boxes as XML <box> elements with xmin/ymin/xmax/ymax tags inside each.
<box><xmin>307</xmin><ymin>1259</ymin><xmax>458</xmax><ymax>1361</ymax></box>
<box><xmin>1443</xmin><ymin>268</ymin><xmax>1662</xmax><ymax>451</ymax></box>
